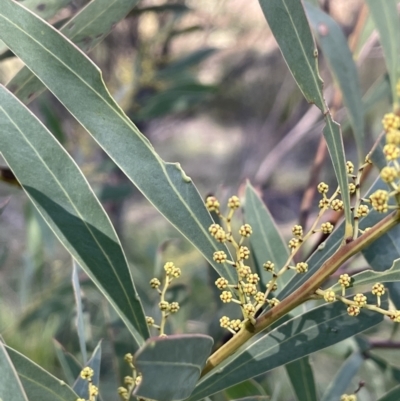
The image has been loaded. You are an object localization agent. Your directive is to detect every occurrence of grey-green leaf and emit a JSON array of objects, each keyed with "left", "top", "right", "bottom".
[
  {"left": 378, "top": 385, "right": 400, "bottom": 401},
  {"left": 320, "top": 352, "right": 363, "bottom": 401},
  {"left": 73, "top": 341, "right": 101, "bottom": 399},
  {"left": 305, "top": 2, "right": 365, "bottom": 161},
  {"left": 258, "top": 0, "right": 352, "bottom": 236},
  {"left": 0, "top": 85, "right": 148, "bottom": 346},
  {"left": 7, "top": 0, "right": 141, "bottom": 104},
  {"left": 6, "top": 345, "right": 78, "bottom": 401},
  {"left": 0, "top": 341, "right": 29, "bottom": 401},
  {"left": 244, "top": 182, "right": 292, "bottom": 287},
  {"left": 53, "top": 340, "right": 82, "bottom": 387},
  {"left": 224, "top": 379, "right": 267, "bottom": 400},
  {"left": 133, "top": 334, "right": 214, "bottom": 401},
  {"left": 0, "top": 0, "right": 234, "bottom": 283},
  {"left": 286, "top": 357, "right": 318, "bottom": 401},
  {"left": 189, "top": 294, "right": 386, "bottom": 401},
  {"left": 366, "top": 0, "right": 400, "bottom": 107}
]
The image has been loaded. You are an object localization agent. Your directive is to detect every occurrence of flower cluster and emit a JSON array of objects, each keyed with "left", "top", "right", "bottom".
[
  {"left": 76, "top": 367, "right": 99, "bottom": 401},
  {"left": 117, "top": 354, "right": 142, "bottom": 400}
]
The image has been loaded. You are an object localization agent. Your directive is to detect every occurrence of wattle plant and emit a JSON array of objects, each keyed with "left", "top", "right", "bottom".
[{"left": 1, "top": 1, "right": 400, "bottom": 401}]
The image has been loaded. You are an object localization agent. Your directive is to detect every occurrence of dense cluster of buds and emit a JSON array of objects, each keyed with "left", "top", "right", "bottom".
[{"left": 76, "top": 367, "right": 99, "bottom": 401}]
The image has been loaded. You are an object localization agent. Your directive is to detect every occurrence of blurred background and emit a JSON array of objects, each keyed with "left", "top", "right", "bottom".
[{"left": 0, "top": 0, "right": 396, "bottom": 400}]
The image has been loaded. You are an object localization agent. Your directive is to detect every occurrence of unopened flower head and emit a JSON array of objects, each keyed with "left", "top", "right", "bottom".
[
  {"left": 319, "top": 198, "right": 330, "bottom": 209},
  {"left": 124, "top": 376, "right": 134, "bottom": 386},
  {"left": 150, "top": 278, "right": 161, "bottom": 288},
  {"left": 254, "top": 291, "right": 265, "bottom": 304},
  {"left": 230, "top": 319, "right": 242, "bottom": 331},
  {"left": 246, "top": 273, "right": 260, "bottom": 284},
  {"left": 124, "top": 353, "right": 133, "bottom": 363},
  {"left": 341, "top": 394, "right": 357, "bottom": 401},
  {"left": 331, "top": 199, "right": 344, "bottom": 212},
  {"left": 239, "top": 246, "right": 250, "bottom": 260},
  {"left": 237, "top": 265, "right": 252, "bottom": 278},
  {"left": 386, "top": 128, "right": 400, "bottom": 145},
  {"left": 80, "top": 367, "right": 94, "bottom": 380},
  {"left": 383, "top": 143, "right": 400, "bottom": 161},
  {"left": 268, "top": 298, "right": 280, "bottom": 307},
  {"left": 321, "top": 222, "right": 334, "bottom": 234},
  {"left": 292, "top": 225, "right": 303, "bottom": 238},
  {"left": 296, "top": 262, "right": 308, "bottom": 273},
  {"left": 159, "top": 301, "right": 170, "bottom": 311},
  {"left": 356, "top": 204, "right": 369, "bottom": 218},
  {"left": 288, "top": 238, "right": 300, "bottom": 250},
  {"left": 372, "top": 282, "right": 385, "bottom": 296},
  {"left": 390, "top": 310, "right": 400, "bottom": 323},
  {"left": 338, "top": 273, "right": 351, "bottom": 288},
  {"left": 346, "top": 161, "right": 354, "bottom": 174},
  {"left": 243, "top": 283, "right": 257, "bottom": 295},
  {"left": 348, "top": 183, "right": 356, "bottom": 194},
  {"left": 209, "top": 223, "right": 222, "bottom": 236},
  {"left": 205, "top": 196, "right": 220, "bottom": 212},
  {"left": 244, "top": 303, "right": 255, "bottom": 316},
  {"left": 317, "top": 182, "right": 329, "bottom": 194},
  {"left": 324, "top": 290, "right": 336, "bottom": 303},
  {"left": 220, "top": 316, "right": 230, "bottom": 328},
  {"left": 239, "top": 224, "right": 253, "bottom": 237},
  {"left": 89, "top": 383, "right": 98, "bottom": 396},
  {"left": 353, "top": 293, "right": 367, "bottom": 307},
  {"left": 146, "top": 316, "right": 155, "bottom": 326},
  {"left": 215, "top": 277, "right": 229, "bottom": 289},
  {"left": 347, "top": 305, "right": 360, "bottom": 316},
  {"left": 227, "top": 195, "right": 240, "bottom": 210},
  {"left": 266, "top": 281, "right": 278, "bottom": 292},
  {"left": 220, "top": 291, "right": 233, "bottom": 303},
  {"left": 380, "top": 166, "right": 398, "bottom": 183},
  {"left": 213, "top": 250, "right": 227, "bottom": 263},
  {"left": 214, "top": 228, "right": 227, "bottom": 242},
  {"left": 263, "top": 261, "right": 275, "bottom": 272},
  {"left": 370, "top": 189, "right": 389, "bottom": 213},
  {"left": 382, "top": 112, "right": 400, "bottom": 132},
  {"left": 170, "top": 302, "right": 180, "bottom": 313},
  {"left": 164, "top": 262, "right": 175, "bottom": 275}
]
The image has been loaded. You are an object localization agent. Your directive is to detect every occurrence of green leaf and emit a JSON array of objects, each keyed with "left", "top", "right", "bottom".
[
  {"left": 0, "top": 0, "right": 234, "bottom": 283},
  {"left": 225, "top": 379, "right": 267, "bottom": 400},
  {"left": 189, "top": 293, "right": 386, "bottom": 401},
  {"left": 73, "top": 342, "right": 102, "bottom": 399},
  {"left": 366, "top": 0, "right": 400, "bottom": 107},
  {"left": 331, "top": 259, "right": 400, "bottom": 293},
  {"left": 320, "top": 352, "right": 363, "bottom": 401},
  {"left": 0, "top": 341, "right": 29, "bottom": 401},
  {"left": 285, "top": 357, "right": 318, "bottom": 401},
  {"left": 305, "top": 3, "right": 365, "bottom": 162},
  {"left": 7, "top": 0, "right": 141, "bottom": 104},
  {"left": 258, "top": 0, "right": 351, "bottom": 236},
  {"left": 6, "top": 345, "right": 78, "bottom": 401},
  {"left": 244, "top": 182, "right": 292, "bottom": 287},
  {"left": 53, "top": 340, "right": 82, "bottom": 387},
  {"left": 0, "top": 85, "right": 148, "bottom": 346},
  {"left": 133, "top": 334, "right": 214, "bottom": 401},
  {"left": 378, "top": 385, "right": 400, "bottom": 401}
]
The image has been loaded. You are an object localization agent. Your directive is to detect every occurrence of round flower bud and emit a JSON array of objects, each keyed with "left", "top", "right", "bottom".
[
  {"left": 254, "top": 291, "right": 265, "bottom": 304},
  {"left": 353, "top": 293, "right": 367, "bottom": 307},
  {"left": 159, "top": 301, "right": 170, "bottom": 311},
  {"left": 124, "top": 376, "right": 134, "bottom": 386},
  {"left": 80, "top": 367, "right": 94, "bottom": 380},
  {"left": 263, "top": 261, "right": 275, "bottom": 272},
  {"left": 239, "top": 246, "right": 250, "bottom": 260},
  {"left": 230, "top": 319, "right": 242, "bottom": 331},
  {"left": 215, "top": 277, "right": 229, "bottom": 289},
  {"left": 288, "top": 238, "right": 300, "bottom": 250},
  {"left": 244, "top": 303, "right": 255, "bottom": 316},
  {"left": 237, "top": 265, "right": 252, "bottom": 278},
  {"left": 239, "top": 224, "right": 253, "bottom": 237},
  {"left": 170, "top": 302, "right": 180, "bottom": 313},
  {"left": 243, "top": 283, "right": 257, "bottom": 295},
  {"left": 118, "top": 387, "right": 129, "bottom": 396},
  {"left": 246, "top": 273, "right": 260, "bottom": 284},
  {"left": 220, "top": 316, "right": 230, "bottom": 328},
  {"left": 164, "top": 262, "right": 175, "bottom": 275},
  {"left": 292, "top": 225, "right": 303, "bottom": 238},
  {"left": 383, "top": 143, "right": 400, "bottom": 161},
  {"left": 135, "top": 375, "right": 142, "bottom": 386},
  {"left": 150, "top": 278, "right": 161, "bottom": 288},
  {"left": 213, "top": 250, "right": 227, "bottom": 263},
  {"left": 348, "top": 183, "right": 356, "bottom": 194},
  {"left": 170, "top": 266, "right": 181, "bottom": 278},
  {"left": 296, "top": 262, "right": 308, "bottom": 273},
  {"left": 347, "top": 305, "right": 360, "bottom": 316},
  {"left": 220, "top": 291, "right": 233, "bottom": 303},
  {"left": 386, "top": 128, "right": 400, "bottom": 145},
  {"left": 319, "top": 198, "right": 330, "bottom": 209},
  {"left": 380, "top": 166, "right": 398, "bottom": 183},
  {"left": 205, "top": 196, "right": 220, "bottom": 212},
  {"left": 209, "top": 223, "right": 222, "bottom": 236},
  {"left": 346, "top": 161, "right": 354, "bottom": 174},
  {"left": 341, "top": 394, "right": 357, "bottom": 401},
  {"left": 370, "top": 190, "right": 389, "bottom": 213},
  {"left": 331, "top": 199, "right": 344, "bottom": 212},
  {"left": 390, "top": 310, "right": 400, "bottom": 323},
  {"left": 266, "top": 281, "right": 278, "bottom": 292},
  {"left": 372, "top": 283, "right": 385, "bottom": 296},
  {"left": 324, "top": 290, "right": 336, "bottom": 303},
  {"left": 214, "top": 229, "right": 227, "bottom": 243},
  {"left": 321, "top": 222, "right": 334, "bottom": 234},
  {"left": 382, "top": 112, "right": 400, "bottom": 132},
  {"left": 356, "top": 204, "right": 369, "bottom": 218},
  {"left": 124, "top": 353, "right": 133, "bottom": 363},
  {"left": 338, "top": 273, "right": 351, "bottom": 288},
  {"left": 317, "top": 182, "right": 329, "bottom": 194},
  {"left": 146, "top": 316, "right": 155, "bottom": 326},
  {"left": 89, "top": 384, "right": 99, "bottom": 396},
  {"left": 227, "top": 195, "right": 240, "bottom": 210},
  {"left": 268, "top": 298, "right": 280, "bottom": 307}
]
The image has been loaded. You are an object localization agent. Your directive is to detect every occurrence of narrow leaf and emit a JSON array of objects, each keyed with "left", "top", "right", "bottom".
[
  {"left": 0, "top": 341, "right": 29, "bottom": 401},
  {"left": 7, "top": 0, "right": 141, "bottom": 104},
  {"left": 53, "top": 340, "right": 82, "bottom": 387},
  {"left": 286, "top": 357, "right": 318, "bottom": 401},
  {"left": 225, "top": 379, "right": 267, "bottom": 400},
  {"left": 244, "top": 182, "right": 292, "bottom": 287},
  {"left": 378, "top": 385, "right": 400, "bottom": 401},
  {"left": 133, "top": 334, "right": 214, "bottom": 401},
  {"left": 305, "top": 3, "right": 365, "bottom": 161},
  {"left": 6, "top": 345, "right": 78, "bottom": 401},
  {"left": 189, "top": 294, "right": 386, "bottom": 401},
  {"left": 73, "top": 341, "right": 102, "bottom": 399},
  {"left": 72, "top": 261, "right": 87, "bottom": 364},
  {"left": 0, "top": 0, "right": 234, "bottom": 283},
  {"left": 0, "top": 85, "right": 148, "bottom": 346},
  {"left": 320, "top": 352, "right": 364, "bottom": 401},
  {"left": 366, "top": 0, "right": 400, "bottom": 107},
  {"left": 258, "top": 0, "right": 352, "bottom": 236}
]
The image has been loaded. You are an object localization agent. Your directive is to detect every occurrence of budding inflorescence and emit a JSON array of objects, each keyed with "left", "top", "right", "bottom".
[
  {"left": 77, "top": 367, "right": 98, "bottom": 401},
  {"left": 117, "top": 354, "right": 143, "bottom": 400}
]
